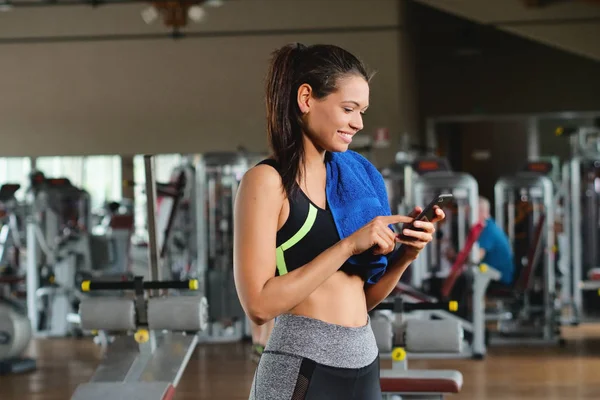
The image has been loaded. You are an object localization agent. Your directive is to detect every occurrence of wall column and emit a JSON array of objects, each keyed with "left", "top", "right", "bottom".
[{"left": 398, "top": 0, "right": 420, "bottom": 154}]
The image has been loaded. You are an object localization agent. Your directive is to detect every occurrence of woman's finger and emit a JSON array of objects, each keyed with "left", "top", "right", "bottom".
[
  {"left": 400, "top": 228, "right": 433, "bottom": 243},
  {"left": 430, "top": 206, "right": 446, "bottom": 223},
  {"left": 372, "top": 231, "right": 394, "bottom": 255},
  {"left": 379, "top": 226, "right": 397, "bottom": 253},
  {"left": 381, "top": 225, "right": 397, "bottom": 242},
  {"left": 408, "top": 206, "right": 422, "bottom": 218},
  {"left": 380, "top": 215, "right": 417, "bottom": 225},
  {"left": 412, "top": 220, "right": 436, "bottom": 233},
  {"left": 396, "top": 237, "right": 427, "bottom": 249}
]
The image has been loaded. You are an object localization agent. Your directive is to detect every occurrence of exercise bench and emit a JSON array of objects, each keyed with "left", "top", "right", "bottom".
[
  {"left": 375, "top": 299, "right": 464, "bottom": 399},
  {"left": 380, "top": 347, "right": 463, "bottom": 400}
]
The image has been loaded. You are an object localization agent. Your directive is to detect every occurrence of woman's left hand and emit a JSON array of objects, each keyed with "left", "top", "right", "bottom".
[{"left": 396, "top": 206, "right": 446, "bottom": 260}]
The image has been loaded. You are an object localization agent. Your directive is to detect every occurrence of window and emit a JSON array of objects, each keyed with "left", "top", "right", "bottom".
[
  {"left": 83, "top": 156, "right": 123, "bottom": 210},
  {"left": 0, "top": 157, "right": 32, "bottom": 201},
  {"left": 35, "top": 156, "right": 122, "bottom": 211},
  {"left": 35, "top": 156, "right": 84, "bottom": 187}
]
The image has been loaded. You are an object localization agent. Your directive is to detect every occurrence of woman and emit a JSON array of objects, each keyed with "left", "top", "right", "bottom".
[{"left": 233, "top": 43, "right": 444, "bottom": 399}]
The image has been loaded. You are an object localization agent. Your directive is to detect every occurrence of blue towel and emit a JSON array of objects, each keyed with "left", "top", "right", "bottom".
[{"left": 325, "top": 150, "right": 395, "bottom": 284}]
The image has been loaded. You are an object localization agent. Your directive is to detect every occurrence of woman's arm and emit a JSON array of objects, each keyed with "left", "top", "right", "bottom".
[
  {"left": 364, "top": 208, "right": 445, "bottom": 311},
  {"left": 233, "top": 165, "right": 355, "bottom": 325},
  {"left": 364, "top": 247, "right": 414, "bottom": 311}
]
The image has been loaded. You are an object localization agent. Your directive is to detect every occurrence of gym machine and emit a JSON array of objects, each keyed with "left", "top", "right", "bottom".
[
  {"left": 381, "top": 363, "right": 462, "bottom": 400},
  {"left": 509, "top": 157, "right": 575, "bottom": 326},
  {"left": 520, "top": 157, "right": 575, "bottom": 325},
  {"left": 372, "top": 298, "right": 463, "bottom": 356},
  {"left": 157, "top": 158, "right": 197, "bottom": 282},
  {"left": 71, "top": 155, "right": 208, "bottom": 400},
  {"left": 25, "top": 172, "right": 135, "bottom": 338},
  {"left": 135, "top": 151, "right": 262, "bottom": 342},
  {"left": 0, "top": 183, "right": 36, "bottom": 375},
  {"left": 0, "top": 183, "right": 27, "bottom": 309},
  {"left": 383, "top": 156, "right": 469, "bottom": 286},
  {"left": 130, "top": 157, "right": 197, "bottom": 281},
  {"left": 412, "top": 158, "right": 499, "bottom": 359},
  {"left": 373, "top": 298, "right": 464, "bottom": 399},
  {"left": 374, "top": 239, "right": 499, "bottom": 360},
  {"left": 492, "top": 167, "right": 564, "bottom": 345},
  {"left": 409, "top": 157, "right": 480, "bottom": 289},
  {"left": 0, "top": 301, "right": 36, "bottom": 375},
  {"left": 379, "top": 157, "right": 500, "bottom": 359},
  {"left": 381, "top": 150, "right": 418, "bottom": 217},
  {"left": 0, "top": 183, "right": 24, "bottom": 275},
  {"left": 90, "top": 200, "right": 135, "bottom": 276},
  {"left": 194, "top": 151, "right": 264, "bottom": 342},
  {"left": 25, "top": 174, "right": 94, "bottom": 337},
  {"left": 557, "top": 126, "right": 600, "bottom": 322}
]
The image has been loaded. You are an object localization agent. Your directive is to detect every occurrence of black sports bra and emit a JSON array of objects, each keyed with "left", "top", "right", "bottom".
[{"left": 256, "top": 159, "right": 367, "bottom": 280}]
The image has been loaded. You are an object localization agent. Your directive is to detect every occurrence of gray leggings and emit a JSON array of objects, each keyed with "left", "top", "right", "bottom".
[{"left": 249, "top": 313, "right": 381, "bottom": 400}]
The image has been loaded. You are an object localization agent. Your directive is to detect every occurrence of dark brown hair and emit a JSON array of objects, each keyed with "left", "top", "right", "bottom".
[{"left": 265, "top": 43, "right": 372, "bottom": 197}]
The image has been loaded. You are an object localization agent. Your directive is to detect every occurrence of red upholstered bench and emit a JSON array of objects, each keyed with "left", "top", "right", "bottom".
[
  {"left": 588, "top": 268, "right": 600, "bottom": 281},
  {"left": 380, "top": 369, "right": 463, "bottom": 399},
  {"left": 0, "top": 275, "right": 25, "bottom": 284}
]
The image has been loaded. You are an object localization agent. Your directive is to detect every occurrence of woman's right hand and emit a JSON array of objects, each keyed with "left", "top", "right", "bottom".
[{"left": 346, "top": 215, "right": 414, "bottom": 256}]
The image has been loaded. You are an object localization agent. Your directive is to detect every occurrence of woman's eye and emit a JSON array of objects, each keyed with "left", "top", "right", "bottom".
[{"left": 344, "top": 108, "right": 353, "bottom": 113}]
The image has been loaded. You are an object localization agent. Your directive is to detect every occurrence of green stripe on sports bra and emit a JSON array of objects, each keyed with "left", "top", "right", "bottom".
[
  {"left": 276, "top": 247, "right": 287, "bottom": 276},
  {"left": 275, "top": 204, "right": 318, "bottom": 275}
]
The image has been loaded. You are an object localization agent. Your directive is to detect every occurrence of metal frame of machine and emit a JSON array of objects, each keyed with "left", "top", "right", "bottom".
[
  {"left": 381, "top": 151, "right": 417, "bottom": 217},
  {"left": 410, "top": 169, "right": 480, "bottom": 289},
  {"left": 564, "top": 126, "right": 600, "bottom": 324},
  {"left": 0, "top": 183, "right": 37, "bottom": 375},
  {"left": 493, "top": 172, "right": 562, "bottom": 345},
  {"left": 0, "top": 184, "right": 24, "bottom": 272},
  {"left": 24, "top": 172, "right": 135, "bottom": 338},
  {"left": 25, "top": 176, "right": 94, "bottom": 338}
]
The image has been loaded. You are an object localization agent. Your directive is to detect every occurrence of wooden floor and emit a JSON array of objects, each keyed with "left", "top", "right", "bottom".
[{"left": 4, "top": 324, "right": 600, "bottom": 400}]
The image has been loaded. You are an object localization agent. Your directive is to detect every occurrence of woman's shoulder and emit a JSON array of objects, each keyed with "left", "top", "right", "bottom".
[{"left": 241, "top": 158, "right": 284, "bottom": 194}]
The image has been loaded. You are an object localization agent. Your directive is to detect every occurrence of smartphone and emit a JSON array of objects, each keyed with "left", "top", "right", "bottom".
[
  {"left": 398, "top": 193, "right": 453, "bottom": 239},
  {"left": 412, "top": 193, "right": 454, "bottom": 225}
]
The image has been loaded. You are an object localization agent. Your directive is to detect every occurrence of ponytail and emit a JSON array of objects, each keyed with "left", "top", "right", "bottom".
[{"left": 265, "top": 43, "right": 305, "bottom": 198}]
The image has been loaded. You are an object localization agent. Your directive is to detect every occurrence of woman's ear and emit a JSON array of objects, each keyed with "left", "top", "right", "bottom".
[{"left": 297, "top": 83, "right": 312, "bottom": 114}]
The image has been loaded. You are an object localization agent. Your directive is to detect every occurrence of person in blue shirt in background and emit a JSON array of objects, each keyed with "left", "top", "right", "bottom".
[
  {"left": 476, "top": 196, "right": 515, "bottom": 286},
  {"left": 446, "top": 196, "right": 515, "bottom": 286}
]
